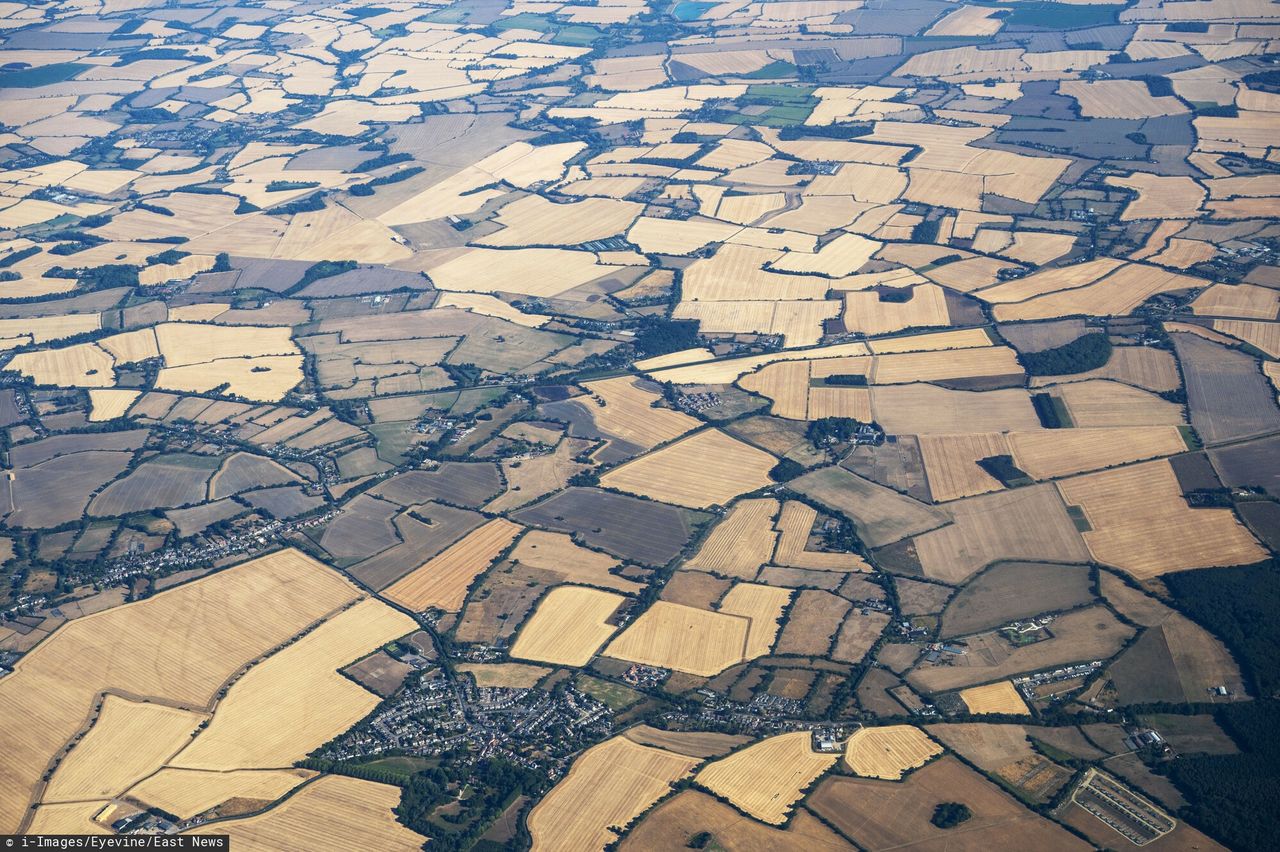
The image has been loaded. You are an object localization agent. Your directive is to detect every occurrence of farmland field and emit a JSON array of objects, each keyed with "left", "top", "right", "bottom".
[
  {"left": 695, "top": 731, "right": 838, "bottom": 825},
  {"left": 605, "top": 601, "right": 750, "bottom": 676},
  {"left": 510, "top": 585, "right": 625, "bottom": 666},
  {"left": 845, "top": 726, "right": 942, "bottom": 780}
]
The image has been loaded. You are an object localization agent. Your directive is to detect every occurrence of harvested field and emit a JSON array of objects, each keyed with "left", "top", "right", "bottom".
[
  {"left": 87, "top": 388, "right": 139, "bottom": 421},
  {"left": 1057, "top": 460, "right": 1266, "bottom": 579},
  {"left": 941, "top": 561, "right": 1094, "bottom": 638},
  {"left": 924, "top": 724, "right": 1034, "bottom": 771},
  {"left": 43, "top": 696, "right": 204, "bottom": 804},
  {"left": 1030, "top": 346, "right": 1180, "bottom": 394},
  {"left": 510, "top": 585, "right": 625, "bottom": 667},
  {"left": 663, "top": 572, "right": 732, "bottom": 609},
  {"left": 774, "top": 501, "right": 871, "bottom": 572},
  {"left": 1172, "top": 332, "right": 1280, "bottom": 444},
  {"left": 622, "top": 726, "right": 749, "bottom": 759},
  {"left": 171, "top": 599, "right": 416, "bottom": 770},
  {"left": 128, "top": 768, "right": 314, "bottom": 820},
  {"left": 89, "top": 454, "right": 219, "bottom": 516},
  {"left": 188, "top": 775, "right": 425, "bottom": 850},
  {"left": 317, "top": 495, "right": 401, "bottom": 565},
  {"left": 1109, "top": 613, "right": 1246, "bottom": 704},
  {"left": 695, "top": 731, "right": 837, "bottom": 825},
  {"left": 487, "top": 440, "right": 589, "bottom": 513},
  {"left": 456, "top": 663, "right": 551, "bottom": 688},
  {"left": 775, "top": 591, "right": 851, "bottom": 656},
  {"left": 369, "top": 462, "right": 502, "bottom": 508},
  {"left": 605, "top": 601, "right": 750, "bottom": 676},
  {"left": 1051, "top": 380, "right": 1185, "bottom": 428},
  {"left": 1008, "top": 426, "right": 1187, "bottom": 480},
  {"left": 791, "top": 466, "right": 948, "bottom": 548},
  {"left": 914, "top": 484, "right": 1091, "bottom": 584},
  {"left": 512, "top": 488, "right": 704, "bottom": 566},
  {"left": 600, "top": 428, "right": 776, "bottom": 509},
  {"left": 832, "top": 610, "right": 891, "bottom": 663},
  {"left": 580, "top": 376, "right": 699, "bottom": 451},
  {"left": 872, "top": 385, "right": 1042, "bottom": 434},
  {"left": 960, "top": 681, "right": 1031, "bottom": 716},
  {"left": 994, "top": 264, "right": 1202, "bottom": 322},
  {"left": 6, "top": 450, "right": 135, "bottom": 529},
  {"left": 844, "top": 726, "right": 942, "bottom": 780},
  {"left": 896, "top": 578, "right": 954, "bottom": 615},
  {"left": 908, "top": 606, "right": 1133, "bottom": 693},
  {"left": 0, "top": 549, "right": 360, "bottom": 832},
  {"left": 686, "top": 498, "right": 779, "bottom": 578},
  {"left": 842, "top": 284, "right": 950, "bottom": 336},
  {"left": 620, "top": 789, "right": 852, "bottom": 852},
  {"left": 918, "top": 433, "right": 1010, "bottom": 502},
  {"left": 508, "top": 530, "right": 642, "bottom": 594},
  {"left": 346, "top": 504, "right": 487, "bottom": 590},
  {"left": 209, "top": 453, "right": 298, "bottom": 499},
  {"left": 528, "top": 736, "right": 700, "bottom": 852},
  {"left": 719, "top": 583, "right": 791, "bottom": 659},
  {"left": 809, "top": 757, "right": 1089, "bottom": 852},
  {"left": 380, "top": 519, "right": 522, "bottom": 612}
]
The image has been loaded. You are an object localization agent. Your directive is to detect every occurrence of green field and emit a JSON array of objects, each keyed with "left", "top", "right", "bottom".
[
  {"left": 576, "top": 674, "right": 641, "bottom": 710},
  {"left": 0, "top": 63, "right": 89, "bottom": 88}
]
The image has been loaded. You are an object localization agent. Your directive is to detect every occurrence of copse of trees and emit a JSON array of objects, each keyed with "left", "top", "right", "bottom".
[
  {"left": 1018, "top": 332, "right": 1112, "bottom": 376},
  {"left": 633, "top": 317, "right": 700, "bottom": 358},
  {"left": 931, "top": 802, "right": 972, "bottom": 828}
]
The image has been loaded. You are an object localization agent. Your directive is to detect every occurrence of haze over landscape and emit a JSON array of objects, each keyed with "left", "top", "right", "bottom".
[{"left": 0, "top": 0, "right": 1278, "bottom": 848}]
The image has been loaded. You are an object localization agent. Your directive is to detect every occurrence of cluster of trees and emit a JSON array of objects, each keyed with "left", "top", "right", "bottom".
[
  {"left": 930, "top": 802, "right": 972, "bottom": 828},
  {"left": 1018, "top": 332, "right": 1112, "bottom": 376},
  {"left": 976, "top": 455, "right": 1032, "bottom": 487},
  {"left": 806, "top": 416, "right": 873, "bottom": 446},
  {"left": 350, "top": 166, "right": 424, "bottom": 196},
  {"left": 633, "top": 317, "right": 700, "bottom": 358},
  {"left": 397, "top": 758, "right": 542, "bottom": 851}
]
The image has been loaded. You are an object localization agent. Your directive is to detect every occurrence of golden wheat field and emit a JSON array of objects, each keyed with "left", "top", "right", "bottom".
[
  {"left": 1051, "top": 380, "right": 1185, "bottom": 427},
  {"left": 0, "top": 548, "right": 358, "bottom": 832},
  {"left": 918, "top": 433, "right": 1012, "bottom": 502},
  {"left": 510, "top": 586, "right": 626, "bottom": 667},
  {"left": 844, "top": 726, "right": 943, "bottom": 780},
  {"left": 582, "top": 376, "right": 700, "bottom": 450},
  {"left": 842, "top": 284, "right": 950, "bottom": 336},
  {"left": 42, "top": 696, "right": 204, "bottom": 804},
  {"left": 25, "top": 802, "right": 110, "bottom": 836},
  {"left": 187, "top": 775, "right": 426, "bottom": 850},
  {"left": 382, "top": 518, "right": 522, "bottom": 612},
  {"left": 157, "top": 354, "right": 305, "bottom": 402},
  {"left": 719, "top": 583, "right": 792, "bottom": 659},
  {"left": 6, "top": 342, "right": 116, "bottom": 388},
  {"left": 695, "top": 731, "right": 837, "bottom": 825},
  {"left": 1008, "top": 427, "right": 1187, "bottom": 480},
  {"left": 959, "top": 681, "right": 1032, "bottom": 716},
  {"left": 773, "top": 501, "right": 870, "bottom": 571},
  {"left": 685, "top": 498, "right": 779, "bottom": 578},
  {"left": 1056, "top": 461, "right": 1266, "bottom": 579},
  {"left": 599, "top": 428, "right": 776, "bottom": 509},
  {"left": 128, "top": 768, "right": 316, "bottom": 820},
  {"left": 171, "top": 598, "right": 416, "bottom": 770},
  {"left": 605, "top": 601, "right": 750, "bottom": 676},
  {"left": 87, "top": 388, "right": 141, "bottom": 421},
  {"left": 528, "top": 736, "right": 701, "bottom": 851},
  {"left": 739, "top": 360, "right": 811, "bottom": 419}
]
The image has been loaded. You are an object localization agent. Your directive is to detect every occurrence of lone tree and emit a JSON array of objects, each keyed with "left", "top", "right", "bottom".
[{"left": 931, "top": 802, "right": 972, "bottom": 829}]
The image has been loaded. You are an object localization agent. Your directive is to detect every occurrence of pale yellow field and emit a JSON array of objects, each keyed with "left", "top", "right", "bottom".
[
  {"left": 873, "top": 346, "right": 1022, "bottom": 385},
  {"left": 157, "top": 355, "right": 304, "bottom": 402},
  {"left": 686, "top": 498, "right": 780, "bottom": 578},
  {"left": 600, "top": 428, "right": 776, "bottom": 509},
  {"left": 509, "top": 530, "right": 643, "bottom": 594},
  {"left": 769, "top": 232, "right": 880, "bottom": 278},
  {"left": 719, "top": 583, "right": 792, "bottom": 659},
  {"left": 926, "top": 4, "right": 1003, "bottom": 35},
  {"left": 1060, "top": 79, "right": 1186, "bottom": 119},
  {"left": 807, "top": 385, "right": 875, "bottom": 421},
  {"left": 382, "top": 519, "right": 522, "bottom": 612},
  {"left": 695, "top": 731, "right": 837, "bottom": 825},
  {"left": 480, "top": 195, "right": 641, "bottom": 247},
  {"left": 739, "top": 360, "right": 810, "bottom": 419},
  {"left": 171, "top": 598, "right": 416, "bottom": 770},
  {"left": 1051, "top": 380, "right": 1185, "bottom": 427},
  {"left": 994, "top": 264, "right": 1202, "bottom": 321},
  {"left": 0, "top": 313, "right": 98, "bottom": 343},
  {"left": 6, "top": 342, "right": 116, "bottom": 387},
  {"left": 528, "top": 736, "right": 701, "bottom": 851},
  {"left": 188, "top": 775, "right": 425, "bottom": 851},
  {"left": 138, "top": 254, "right": 217, "bottom": 286},
  {"left": 605, "top": 601, "right": 750, "bottom": 676},
  {"left": 426, "top": 246, "right": 615, "bottom": 298},
  {"left": 26, "top": 802, "right": 110, "bottom": 836},
  {"left": 583, "top": 376, "right": 700, "bottom": 451},
  {"left": 128, "top": 768, "right": 315, "bottom": 820},
  {"left": 774, "top": 501, "right": 870, "bottom": 571},
  {"left": 975, "top": 257, "right": 1123, "bottom": 303},
  {"left": 1029, "top": 346, "right": 1180, "bottom": 394},
  {"left": 1106, "top": 173, "right": 1206, "bottom": 220},
  {"left": 1214, "top": 319, "right": 1280, "bottom": 357},
  {"left": 511, "top": 585, "right": 625, "bottom": 667},
  {"left": 1008, "top": 427, "right": 1187, "bottom": 480},
  {"left": 1057, "top": 460, "right": 1267, "bottom": 579},
  {"left": 918, "top": 433, "right": 1011, "bottom": 502},
  {"left": 0, "top": 548, "right": 360, "bottom": 832},
  {"left": 42, "top": 696, "right": 204, "bottom": 803},
  {"left": 97, "top": 328, "right": 159, "bottom": 363},
  {"left": 154, "top": 322, "right": 296, "bottom": 367},
  {"left": 434, "top": 292, "right": 550, "bottom": 328},
  {"left": 873, "top": 385, "right": 1042, "bottom": 434},
  {"left": 456, "top": 662, "right": 551, "bottom": 689},
  {"left": 844, "top": 726, "right": 943, "bottom": 779},
  {"left": 681, "top": 244, "right": 830, "bottom": 302},
  {"left": 959, "top": 681, "right": 1031, "bottom": 716},
  {"left": 842, "top": 284, "right": 950, "bottom": 336},
  {"left": 672, "top": 299, "right": 840, "bottom": 348},
  {"left": 87, "top": 388, "right": 140, "bottom": 421},
  {"left": 628, "top": 216, "right": 741, "bottom": 255},
  {"left": 868, "top": 327, "right": 995, "bottom": 354},
  {"left": 651, "top": 341, "right": 871, "bottom": 385},
  {"left": 1193, "top": 283, "right": 1279, "bottom": 319}
]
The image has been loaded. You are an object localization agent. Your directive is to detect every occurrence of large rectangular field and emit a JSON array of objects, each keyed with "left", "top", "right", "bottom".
[
  {"left": 605, "top": 601, "right": 750, "bottom": 676},
  {"left": 685, "top": 498, "right": 779, "bottom": 578},
  {"left": 512, "top": 488, "right": 704, "bottom": 566},
  {"left": 695, "top": 731, "right": 837, "bottom": 825},
  {"left": 510, "top": 586, "right": 625, "bottom": 667},
  {"left": 599, "top": 428, "right": 776, "bottom": 509},
  {"left": 381, "top": 518, "right": 522, "bottom": 612}
]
